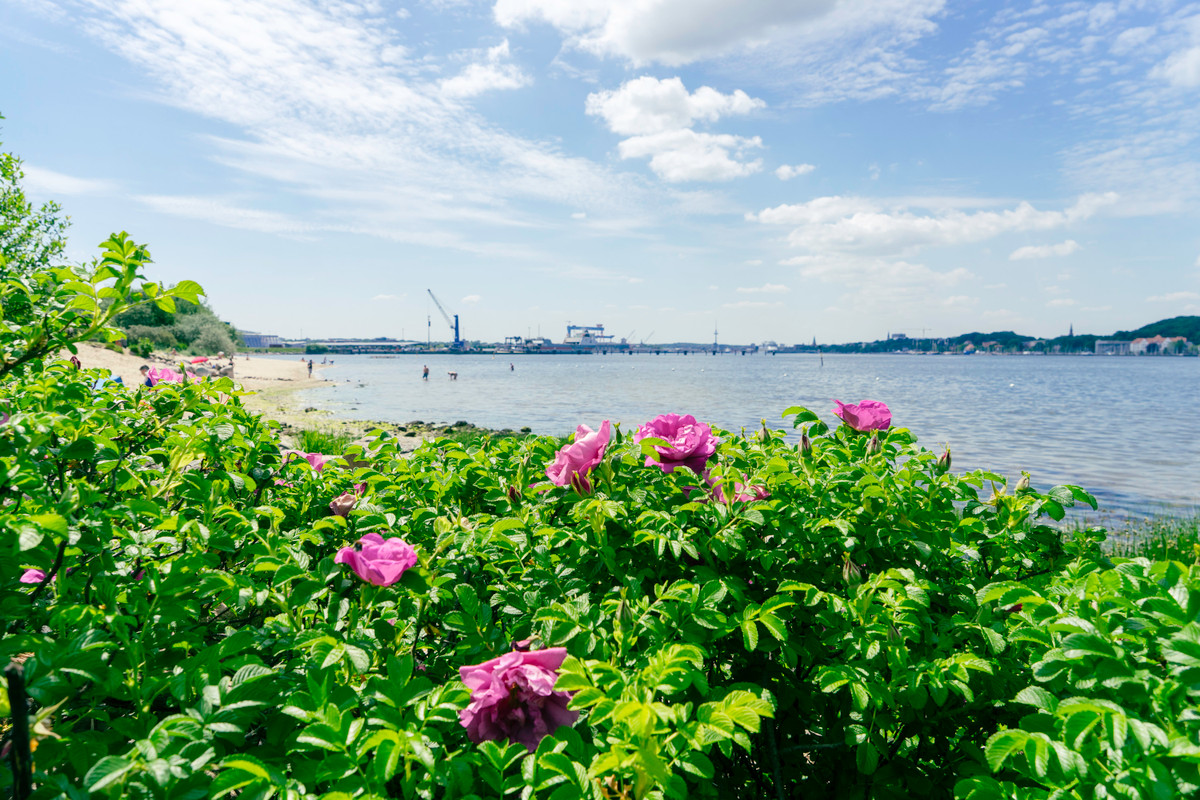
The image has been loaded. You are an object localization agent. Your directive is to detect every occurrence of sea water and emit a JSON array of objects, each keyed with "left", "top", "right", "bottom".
[{"left": 280, "top": 352, "right": 1199, "bottom": 519}]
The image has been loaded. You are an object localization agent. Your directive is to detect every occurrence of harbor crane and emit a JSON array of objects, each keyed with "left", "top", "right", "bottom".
[{"left": 426, "top": 289, "right": 463, "bottom": 349}]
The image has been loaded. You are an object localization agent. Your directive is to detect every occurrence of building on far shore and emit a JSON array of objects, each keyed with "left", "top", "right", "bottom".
[
  {"left": 1095, "top": 340, "right": 1130, "bottom": 355},
  {"left": 1130, "top": 335, "right": 1189, "bottom": 354},
  {"left": 241, "top": 331, "right": 283, "bottom": 348}
]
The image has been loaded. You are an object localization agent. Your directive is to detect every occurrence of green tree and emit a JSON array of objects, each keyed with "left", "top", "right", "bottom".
[{"left": 0, "top": 117, "right": 69, "bottom": 281}]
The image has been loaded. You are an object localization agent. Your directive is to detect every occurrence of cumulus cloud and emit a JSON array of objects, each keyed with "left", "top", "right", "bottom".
[
  {"left": 494, "top": 0, "right": 841, "bottom": 65},
  {"left": 461, "top": 294, "right": 482, "bottom": 304},
  {"left": 1009, "top": 239, "right": 1080, "bottom": 260},
  {"left": 585, "top": 76, "right": 764, "bottom": 134},
  {"left": 775, "top": 163, "right": 815, "bottom": 180},
  {"left": 752, "top": 193, "right": 1117, "bottom": 256},
  {"left": 617, "top": 129, "right": 762, "bottom": 181},
  {"left": 439, "top": 40, "right": 530, "bottom": 99},
  {"left": 736, "top": 283, "right": 790, "bottom": 293},
  {"left": 587, "top": 76, "right": 765, "bottom": 182}
]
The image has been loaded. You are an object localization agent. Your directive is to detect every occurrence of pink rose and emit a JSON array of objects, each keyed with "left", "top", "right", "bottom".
[
  {"left": 634, "top": 413, "right": 718, "bottom": 475},
  {"left": 20, "top": 568, "right": 47, "bottom": 584},
  {"left": 283, "top": 450, "right": 339, "bottom": 471},
  {"left": 334, "top": 533, "right": 417, "bottom": 586},
  {"left": 458, "top": 646, "right": 578, "bottom": 751},
  {"left": 832, "top": 400, "right": 891, "bottom": 432},
  {"left": 709, "top": 479, "right": 770, "bottom": 504},
  {"left": 545, "top": 421, "right": 611, "bottom": 493}
]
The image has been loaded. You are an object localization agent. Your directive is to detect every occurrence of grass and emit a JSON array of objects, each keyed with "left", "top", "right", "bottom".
[
  {"left": 298, "top": 428, "right": 356, "bottom": 454},
  {"left": 1105, "top": 514, "right": 1200, "bottom": 563}
]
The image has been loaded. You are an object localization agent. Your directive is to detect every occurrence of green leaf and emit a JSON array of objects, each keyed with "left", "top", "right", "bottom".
[
  {"left": 85, "top": 756, "right": 134, "bottom": 791},
  {"left": 1014, "top": 686, "right": 1058, "bottom": 713},
  {"left": 856, "top": 741, "right": 880, "bottom": 775},
  {"left": 984, "top": 729, "right": 1028, "bottom": 772},
  {"left": 741, "top": 619, "right": 759, "bottom": 651}
]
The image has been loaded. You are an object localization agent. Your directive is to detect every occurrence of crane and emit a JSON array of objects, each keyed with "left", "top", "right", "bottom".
[{"left": 426, "top": 289, "right": 462, "bottom": 349}]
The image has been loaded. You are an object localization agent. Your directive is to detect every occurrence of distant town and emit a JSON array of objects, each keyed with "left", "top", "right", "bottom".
[{"left": 239, "top": 315, "right": 1200, "bottom": 357}]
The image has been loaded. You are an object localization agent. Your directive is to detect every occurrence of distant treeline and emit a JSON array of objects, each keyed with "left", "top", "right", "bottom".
[
  {"left": 803, "top": 315, "right": 1200, "bottom": 354},
  {"left": 116, "top": 293, "right": 241, "bottom": 356}
]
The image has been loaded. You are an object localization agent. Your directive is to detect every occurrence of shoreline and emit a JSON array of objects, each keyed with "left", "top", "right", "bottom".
[{"left": 74, "top": 344, "right": 442, "bottom": 451}]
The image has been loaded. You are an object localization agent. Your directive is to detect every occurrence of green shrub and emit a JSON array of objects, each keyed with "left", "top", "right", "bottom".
[{"left": 2, "top": 150, "right": 1197, "bottom": 797}]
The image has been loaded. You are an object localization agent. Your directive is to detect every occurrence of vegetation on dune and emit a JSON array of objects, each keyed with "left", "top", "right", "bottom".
[{"left": 4, "top": 136, "right": 1200, "bottom": 800}]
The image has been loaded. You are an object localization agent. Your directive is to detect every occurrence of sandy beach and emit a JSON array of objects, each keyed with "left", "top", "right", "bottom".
[{"left": 73, "top": 344, "right": 433, "bottom": 451}]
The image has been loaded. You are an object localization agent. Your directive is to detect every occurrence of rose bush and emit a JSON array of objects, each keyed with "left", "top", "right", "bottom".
[{"left": 2, "top": 153, "right": 1194, "bottom": 799}]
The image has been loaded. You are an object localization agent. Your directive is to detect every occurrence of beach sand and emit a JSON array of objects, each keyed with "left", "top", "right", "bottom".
[{"left": 72, "top": 343, "right": 433, "bottom": 451}]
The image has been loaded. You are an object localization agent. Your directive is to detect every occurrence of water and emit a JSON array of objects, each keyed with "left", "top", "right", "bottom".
[{"left": 283, "top": 353, "right": 1199, "bottom": 519}]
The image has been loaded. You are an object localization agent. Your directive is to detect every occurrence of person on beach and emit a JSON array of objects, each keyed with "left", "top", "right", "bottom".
[
  {"left": 422, "top": 365, "right": 429, "bottom": 380},
  {"left": 140, "top": 365, "right": 153, "bottom": 387},
  {"left": 307, "top": 359, "right": 313, "bottom": 377},
  {"left": 510, "top": 362, "right": 514, "bottom": 371}
]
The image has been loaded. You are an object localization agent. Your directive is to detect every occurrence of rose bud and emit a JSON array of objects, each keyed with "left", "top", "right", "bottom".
[
  {"left": 841, "top": 556, "right": 863, "bottom": 588},
  {"left": 1015, "top": 474, "right": 1030, "bottom": 492},
  {"left": 936, "top": 448, "right": 952, "bottom": 474},
  {"left": 759, "top": 420, "right": 771, "bottom": 443},
  {"left": 800, "top": 432, "right": 812, "bottom": 457},
  {"left": 866, "top": 432, "right": 882, "bottom": 456}
]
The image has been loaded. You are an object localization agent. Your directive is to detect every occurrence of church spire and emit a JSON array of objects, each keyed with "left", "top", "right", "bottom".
[{"left": 1069, "top": 322, "right": 1074, "bottom": 337}]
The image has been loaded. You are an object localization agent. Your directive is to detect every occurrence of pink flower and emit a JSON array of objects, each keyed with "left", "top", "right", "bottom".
[
  {"left": 20, "top": 568, "right": 46, "bottom": 584},
  {"left": 634, "top": 413, "right": 718, "bottom": 475},
  {"left": 283, "top": 450, "right": 339, "bottom": 471},
  {"left": 334, "top": 533, "right": 417, "bottom": 586},
  {"left": 709, "top": 479, "right": 771, "bottom": 504},
  {"left": 329, "top": 483, "right": 367, "bottom": 517},
  {"left": 832, "top": 400, "right": 891, "bottom": 432},
  {"left": 545, "top": 421, "right": 611, "bottom": 493},
  {"left": 459, "top": 646, "right": 578, "bottom": 751}
]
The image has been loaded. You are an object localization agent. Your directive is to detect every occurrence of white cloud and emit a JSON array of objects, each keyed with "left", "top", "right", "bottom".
[
  {"left": 136, "top": 194, "right": 311, "bottom": 236},
  {"left": 775, "top": 163, "right": 815, "bottom": 180},
  {"left": 20, "top": 164, "right": 116, "bottom": 195},
  {"left": 1153, "top": 46, "right": 1200, "bottom": 88},
  {"left": 1146, "top": 291, "right": 1200, "bottom": 303},
  {"left": 461, "top": 294, "right": 482, "bottom": 304},
  {"left": 751, "top": 193, "right": 1117, "bottom": 256},
  {"left": 494, "top": 0, "right": 845, "bottom": 66},
  {"left": 1195, "top": 254, "right": 1200, "bottom": 268},
  {"left": 617, "top": 129, "right": 763, "bottom": 181},
  {"left": 62, "top": 0, "right": 652, "bottom": 256},
  {"left": 586, "top": 77, "right": 765, "bottom": 182},
  {"left": 1009, "top": 239, "right": 1080, "bottom": 260},
  {"left": 585, "top": 76, "right": 764, "bottom": 135},
  {"left": 722, "top": 300, "right": 784, "bottom": 308},
  {"left": 1046, "top": 298, "right": 1077, "bottom": 307},
  {"left": 372, "top": 293, "right": 399, "bottom": 301},
  {"left": 736, "top": 283, "right": 790, "bottom": 293},
  {"left": 571, "top": 211, "right": 586, "bottom": 219},
  {"left": 439, "top": 39, "right": 530, "bottom": 98}
]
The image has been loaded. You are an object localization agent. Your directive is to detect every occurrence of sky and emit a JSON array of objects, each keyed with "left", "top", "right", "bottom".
[{"left": 2, "top": 0, "right": 1199, "bottom": 345}]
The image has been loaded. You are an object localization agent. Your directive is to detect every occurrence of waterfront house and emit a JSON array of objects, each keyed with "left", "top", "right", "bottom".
[{"left": 1130, "top": 335, "right": 1190, "bottom": 354}]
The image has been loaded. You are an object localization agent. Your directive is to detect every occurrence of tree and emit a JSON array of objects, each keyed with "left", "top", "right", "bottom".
[{"left": 0, "top": 116, "right": 69, "bottom": 281}]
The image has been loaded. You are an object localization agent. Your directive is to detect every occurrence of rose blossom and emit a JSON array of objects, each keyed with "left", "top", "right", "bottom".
[
  {"left": 458, "top": 646, "right": 578, "bottom": 751},
  {"left": 709, "top": 479, "right": 771, "bottom": 504},
  {"left": 832, "top": 400, "right": 891, "bottom": 432},
  {"left": 545, "top": 421, "right": 611, "bottom": 493},
  {"left": 334, "top": 533, "right": 417, "bottom": 586},
  {"left": 635, "top": 413, "right": 718, "bottom": 475},
  {"left": 19, "top": 568, "right": 47, "bottom": 584}
]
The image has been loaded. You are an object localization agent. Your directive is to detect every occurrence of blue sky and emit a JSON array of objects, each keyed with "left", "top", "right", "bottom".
[{"left": 2, "top": 0, "right": 1199, "bottom": 344}]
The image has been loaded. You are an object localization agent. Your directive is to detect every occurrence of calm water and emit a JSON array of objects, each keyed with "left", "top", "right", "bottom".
[{"left": 281, "top": 353, "right": 1199, "bottom": 519}]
